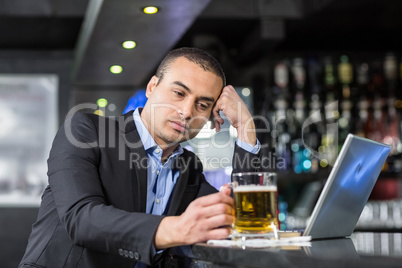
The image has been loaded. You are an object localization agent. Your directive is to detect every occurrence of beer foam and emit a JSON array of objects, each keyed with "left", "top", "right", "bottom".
[{"left": 233, "top": 185, "right": 277, "bottom": 192}]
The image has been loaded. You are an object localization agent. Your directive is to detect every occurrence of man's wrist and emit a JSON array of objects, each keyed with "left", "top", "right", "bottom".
[
  {"left": 236, "top": 120, "right": 257, "bottom": 146},
  {"left": 236, "top": 139, "right": 260, "bottom": 154},
  {"left": 154, "top": 216, "right": 182, "bottom": 250}
]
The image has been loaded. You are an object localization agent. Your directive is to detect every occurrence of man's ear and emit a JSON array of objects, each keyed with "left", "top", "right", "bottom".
[{"left": 146, "top": 76, "right": 159, "bottom": 98}]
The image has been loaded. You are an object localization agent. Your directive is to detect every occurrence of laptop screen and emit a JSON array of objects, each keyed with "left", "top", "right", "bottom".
[{"left": 303, "top": 134, "right": 391, "bottom": 239}]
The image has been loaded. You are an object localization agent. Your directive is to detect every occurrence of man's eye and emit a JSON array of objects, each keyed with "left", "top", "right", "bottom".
[
  {"left": 174, "top": 91, "right": 184, "bottom": 96},
  {"left": 198, "top": 103, "right": 208, "bottom": 110}
]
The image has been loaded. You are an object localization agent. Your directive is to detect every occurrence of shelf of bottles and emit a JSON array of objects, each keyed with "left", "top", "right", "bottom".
[{"left": 267, "top": 52, "right": 402, "bottom": 178}]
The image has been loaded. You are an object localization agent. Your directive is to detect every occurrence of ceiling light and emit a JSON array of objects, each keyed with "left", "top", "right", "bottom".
[
  {"left": 97, "top": 98, "right": 108, "bottom": 108},
  {"left": 143, "top": 6, "right": 158, "bottom": 14},
  {"left": 110, "top": 65, "right": 123, "bottom": 74},
  {"left": 122, "top": 41, "right": 136, "bottom": 49},
  {"left": 241, "top": 87, "right": 251, "bottom": 97}
]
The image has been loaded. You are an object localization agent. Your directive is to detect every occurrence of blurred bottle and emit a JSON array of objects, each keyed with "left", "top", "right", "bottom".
[
  {"left": 366, "top": 59, "right": 386, "bottom": 143},
  {"left": 338, "top": 55, "right": 354, "bottom": 152},
  {"left": 323, "top": 56, "right": 338, "bottom": 103},
  {"left": 395, "top": 56, "right": 402, "bottom": 172},
  {"left": 383, "top": 53, "right": 401, "bottom": 172},
  {"left": 304, "top": 57, "right": 324, "bottom": 173},
  {"left": 278, "top": 196, "right": 288, "bottom": 230},
  {"left": 338, "top": 55, "right": 355, "bottom": 100},
  {"left": 385, "top": 98, "right": 400, "bottom": 172},
  {"left": 290, "top": 58, "right": 310, "bottom": 173},
  {"left": 384, "top": 52, "right": 398, "bottom": 97},
  {"left": 354, "top": 62, "right": 370, "bottom": 137},
  {"left": 291, "top": 58, "right": 307, "bottom": 129},
  {"left": 273, "top": 60, "right": 292, "bottom": 171},
  {"left": 369, "top": 58, "right": 386, "bottom": 99},
  {"left": 320, "top": 56, "right": 339, "bottom": 169}
]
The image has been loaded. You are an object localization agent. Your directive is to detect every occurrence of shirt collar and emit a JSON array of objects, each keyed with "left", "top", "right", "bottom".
[{"left": 133, "top": 108, "right": 184, "bottom": 157}]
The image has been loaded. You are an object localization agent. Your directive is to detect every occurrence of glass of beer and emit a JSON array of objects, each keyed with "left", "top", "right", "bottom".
[{"left": 231, "top": 172, "right": 278, "bottom": 239}]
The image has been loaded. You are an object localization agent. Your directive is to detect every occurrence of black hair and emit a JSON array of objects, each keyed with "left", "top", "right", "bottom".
[{"left": 155, "top": 47, "right": 226, "bottom": 87}]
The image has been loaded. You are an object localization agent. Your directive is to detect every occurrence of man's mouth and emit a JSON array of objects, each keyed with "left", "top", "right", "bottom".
[{"left": 170, "top": 121, "right": 187, "bottom": 133}]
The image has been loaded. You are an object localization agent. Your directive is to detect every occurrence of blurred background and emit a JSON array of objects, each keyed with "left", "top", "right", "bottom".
[{"left": 1, "top": 0, "right": 402, "bottom": 266}]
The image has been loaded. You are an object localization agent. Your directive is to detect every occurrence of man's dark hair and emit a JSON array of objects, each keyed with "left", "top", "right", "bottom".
[{"left": 155, "top": 47, "right": 226, "bottom": 87}]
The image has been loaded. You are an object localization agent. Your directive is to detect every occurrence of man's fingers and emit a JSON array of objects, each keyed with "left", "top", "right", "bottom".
[
  {"left": 201, "top": 203, "right": 234, "bottom": 219},
  {"left": 200, "top": 213, "right": 233, "bottom": 236},
  {"left": 225, "top": 85, "right": 235, "bottom": 91},
  {"left": 203, "top": 225, "right": 232, "bottom": 241},
  {"left": 214, "top": 120, "right": 221, "bottom": 132},
  {"left": 194, "top": 192, "right": 234, "bottom": 208},
  {"left": 211, "top": 108, "right": 224, "bottom": 131},
  {"left": 170, "top": 193, "right": 235, "bottom": 246},
  {"left": 215, "top": 116, "right": 224, "bottom": 125},
  {"left": 195, "top": 227, "right": 232, "bottom": 244},
  {"left": 219, "top": 184, "right": 232, "bottom": 196}
]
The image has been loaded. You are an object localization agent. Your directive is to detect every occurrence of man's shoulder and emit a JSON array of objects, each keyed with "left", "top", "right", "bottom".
[
  {"left": 180, "top": 147, "right": 195, "bottom": 158},
  {"left": 65, "top": 111, "right": 129, "bottom": 129}
]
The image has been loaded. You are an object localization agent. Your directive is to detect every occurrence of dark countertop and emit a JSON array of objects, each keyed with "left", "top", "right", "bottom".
[{"left": 167, "top": 232, "right": 402, "bottom": 268}]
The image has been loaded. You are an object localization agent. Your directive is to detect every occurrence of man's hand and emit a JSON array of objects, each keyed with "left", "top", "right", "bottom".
[
  {"left": 154, "top": 192, "right": 234, "bottom": 249},
  {"left": 211, "top": 85, "right": 257, "bottom": 146}
]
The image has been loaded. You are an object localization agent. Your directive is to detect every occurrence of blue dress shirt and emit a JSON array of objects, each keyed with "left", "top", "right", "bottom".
[{"left": 133, "top": 108, "right": 183, "bottom": 215}]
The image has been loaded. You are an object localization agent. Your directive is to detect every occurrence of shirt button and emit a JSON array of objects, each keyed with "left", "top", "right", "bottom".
[
  {"left": 156, "top": 170, "right": 160, "bottom": 175},
  {"left": 156, "top": 199, "right": 160, "bottom": 204},
  {"left": 155, "top": 148, "right": 160, "bottom": 154}
]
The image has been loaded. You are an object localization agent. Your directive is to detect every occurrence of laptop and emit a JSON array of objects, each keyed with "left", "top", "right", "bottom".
[{"left": 287, "top": 134, "right": 391, "bottom": 240}]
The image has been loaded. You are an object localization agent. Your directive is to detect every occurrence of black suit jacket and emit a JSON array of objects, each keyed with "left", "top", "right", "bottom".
[{"left": 19, "top": 111, "right": 260, "bottom": 268}]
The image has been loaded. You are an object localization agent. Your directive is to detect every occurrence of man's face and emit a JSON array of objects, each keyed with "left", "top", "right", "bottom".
[{"left": 141, "top": 57, "right": 223, "bottom": 148}]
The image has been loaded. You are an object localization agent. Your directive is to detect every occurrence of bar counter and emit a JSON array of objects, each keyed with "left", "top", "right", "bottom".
[{"left": 166, "top": 232, "right": 402, "bottom": 268}]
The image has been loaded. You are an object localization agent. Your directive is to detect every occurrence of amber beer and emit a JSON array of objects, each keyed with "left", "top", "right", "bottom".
[{"left": 233, "top": 185, "right": 278, "bottom": 233}]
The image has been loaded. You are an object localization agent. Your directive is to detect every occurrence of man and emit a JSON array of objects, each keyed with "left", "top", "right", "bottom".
[{"left": 19, "top": 47, "right": 261, "bottom": 267}]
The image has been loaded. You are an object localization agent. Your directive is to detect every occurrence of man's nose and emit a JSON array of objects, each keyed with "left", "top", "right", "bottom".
[{"left": 178, "top": 99, "right": 193, "bottom": 120}]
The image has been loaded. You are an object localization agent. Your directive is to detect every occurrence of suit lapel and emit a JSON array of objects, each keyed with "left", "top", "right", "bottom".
[
  {"left": 120, "top": 112, "right": 147, "bottom": 212},
  {"left": 166, "top": 155, "right": 190, "bottom": 216}
]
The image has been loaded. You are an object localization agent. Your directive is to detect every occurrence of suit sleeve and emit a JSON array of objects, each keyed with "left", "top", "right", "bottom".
[
  {"left": 47, "top": 112, "right": 162, "bottom": 265},
  {"left": 232, "top": 142, "right": 262, "bottom": 173}
]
